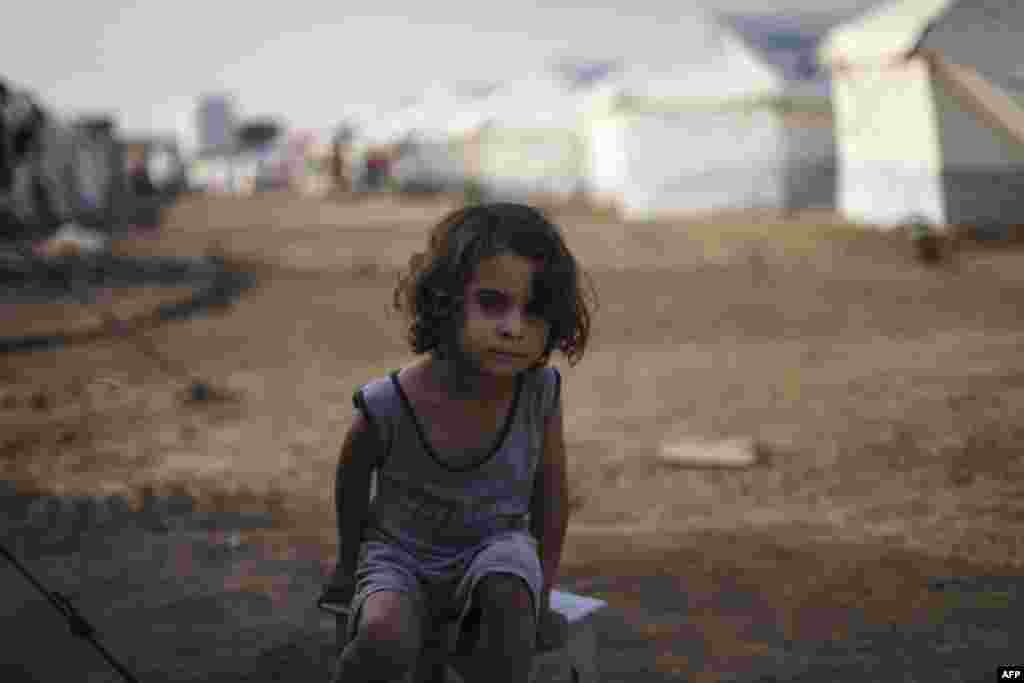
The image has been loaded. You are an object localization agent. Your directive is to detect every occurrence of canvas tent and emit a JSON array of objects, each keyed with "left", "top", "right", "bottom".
[
  {"left": 819, "top": 0, "right": 1024, "bottom": 230},
  {"left": 2, "top": 83, "right": 124, "bottom": 241},
  {"left": 451, "top": 6, "right": 808, "bottom": 217},
  {"left": 343, "top": 5, "right": 835, "bottom": 214},
  {"left": 581, "top": 8, "right": 816, "bottom": 220},
  {"left": 389, "top": 83, "right": 491, "bottom": 193},
  {"left": 721, "top": 13, "right": 838, "bottom": 213},
  {"left": 350, "top": 84, "right": 491, "bottom": 193},
  {"left": 469, "top": 67, "right": 597, "bottom": 201}
]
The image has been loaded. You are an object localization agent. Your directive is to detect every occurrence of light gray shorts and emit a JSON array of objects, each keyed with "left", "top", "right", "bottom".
[{"left": 346, "top": 530, "right": 543, "bottom": 647}]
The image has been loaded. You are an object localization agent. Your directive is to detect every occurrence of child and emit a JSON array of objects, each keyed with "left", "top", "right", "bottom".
[{"left": 324, "top": 202, "right": 593, "bottom": 682}]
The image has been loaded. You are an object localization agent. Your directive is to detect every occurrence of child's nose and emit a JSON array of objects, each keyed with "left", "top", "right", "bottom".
[{"left": 497, "top": 307, "right": 526, "bottom": 336}]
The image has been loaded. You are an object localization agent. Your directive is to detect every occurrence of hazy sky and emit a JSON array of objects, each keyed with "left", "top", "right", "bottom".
[{"left": 2, "top": 1, "right": 881, "bottom": 151}]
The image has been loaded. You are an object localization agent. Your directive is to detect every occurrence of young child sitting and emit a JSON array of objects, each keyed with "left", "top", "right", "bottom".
[{"left": 323, "top": 202, "right": 594, "bottom": 682}]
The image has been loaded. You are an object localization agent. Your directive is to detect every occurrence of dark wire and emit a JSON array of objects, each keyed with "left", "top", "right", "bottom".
[{"left": 0, "top": 542, "right": 142, "bottom": 683}]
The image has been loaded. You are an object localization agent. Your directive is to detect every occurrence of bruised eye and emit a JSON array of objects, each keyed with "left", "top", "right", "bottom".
[
  {"left": 477, "top": 291, "right": 511, "bottom": 315},
  {"left": 475, "top": 291, "right": 547, "bottom": 321}
]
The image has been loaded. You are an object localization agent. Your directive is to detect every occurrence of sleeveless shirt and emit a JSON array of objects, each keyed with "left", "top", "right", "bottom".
[{"left": 352, "top": 365, "right": 561, "bottom": 568}]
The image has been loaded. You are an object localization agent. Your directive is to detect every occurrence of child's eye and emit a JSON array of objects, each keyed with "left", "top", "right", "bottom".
[
  {"left": 477, "top": 292, "right": 510, "bottom": 315},
  {"left": 475, "top": 291, "right": 550, "bottom": 322}
]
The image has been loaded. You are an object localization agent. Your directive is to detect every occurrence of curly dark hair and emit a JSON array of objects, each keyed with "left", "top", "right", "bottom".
[{"left": 393, "top": 202, "right": 595, "bottom": 367}]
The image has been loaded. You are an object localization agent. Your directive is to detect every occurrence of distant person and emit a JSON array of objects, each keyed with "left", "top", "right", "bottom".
[
  {"left": 365, "top": 151, "right": 385, "bottom": 190},
  {"left": 319, "top": 203, "right": 595, "bottom": 682},
  {"left": 330, "top": 127, "right": 353, "bottom": 193},
  {"left": 329, "top": 140, "right": 346, "bottom": 192},
  {"left": 130, "top": 161, "right": 155, "bottom": 196},
  {"left": 366, "top": 150, "right": 393, "bottom": 191}
]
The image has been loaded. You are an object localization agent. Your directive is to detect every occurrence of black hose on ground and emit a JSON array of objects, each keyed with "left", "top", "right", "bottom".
[{"left": 0, "top": 253, "right": 256, "bottom": 354}]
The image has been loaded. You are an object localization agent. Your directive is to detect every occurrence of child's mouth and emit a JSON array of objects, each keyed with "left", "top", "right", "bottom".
[{"left": 490, "top": 350, "right": 528, "bottom": 361}]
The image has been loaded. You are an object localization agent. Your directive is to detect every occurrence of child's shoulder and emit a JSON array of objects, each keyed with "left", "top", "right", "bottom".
[
  {"left": 353, "top": 368, "right": 404, "bottom": 413},
  {"left": 358, "top": 370, "right": 398, "bottom": 393},
  {"left": 525, "top": 365, "right": 562, "bottom": 414},
  {"left": 529, "top": 364, "right": 561, "bottom": 388}
]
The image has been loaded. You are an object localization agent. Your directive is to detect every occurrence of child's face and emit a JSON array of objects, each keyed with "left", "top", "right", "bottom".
[{"left": 454, "top": 252, "right": 551, "bottom": 378}]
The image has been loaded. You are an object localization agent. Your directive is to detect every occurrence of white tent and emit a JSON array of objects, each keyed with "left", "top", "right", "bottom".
[
  {"left": 346, "top": 100, "right": 412, "bottom": 191},
  {"left": 390, "top": 82, "right": 491, "bottom": 192},
  {"left": 350, "top": 84, "right": 491, "bottom": 192},
  {"left": 466, "top": 3, "right": 804, "bottom": 215},
  {"left": 581, "top": 10, "right": 792, "bottom": 220},
  {"left": 819, "top": 0, "right": 1024, "bottom": 230},
  {"left": 471, "top": 68, "right": 597, "bottom": 200}
]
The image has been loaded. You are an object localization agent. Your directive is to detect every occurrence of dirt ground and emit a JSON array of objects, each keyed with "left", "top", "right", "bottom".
[{"left": 3, "top": 191, "right": 1023, "bottom": 680}]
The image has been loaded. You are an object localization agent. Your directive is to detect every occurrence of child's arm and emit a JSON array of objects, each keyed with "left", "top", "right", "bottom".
[
  {"left": 530, "top": 387, "right": 570, "bottom": 611},
  {"left": 325, "top": 411, "right": 378, "bottom": 602}
]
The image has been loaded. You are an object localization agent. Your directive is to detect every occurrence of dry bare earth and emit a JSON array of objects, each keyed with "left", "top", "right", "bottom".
[{"left": 3, "top": 192, "right": 1023, "bottom": 679}]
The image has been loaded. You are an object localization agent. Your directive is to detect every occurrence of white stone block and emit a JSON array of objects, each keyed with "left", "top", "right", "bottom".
[{"left": 657, "top": 436, "right": 759, "bottom": 468}]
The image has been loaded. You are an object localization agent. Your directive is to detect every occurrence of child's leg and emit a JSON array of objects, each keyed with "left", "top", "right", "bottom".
[
  {"left": 332, "top": 590, "right": 424, "bottom": 683},
  {"left": 452, "top": 533, "right": 543, "bottom": 682},
  {"left": 472, "top": 572, "right": 537, "bottom": 682}
]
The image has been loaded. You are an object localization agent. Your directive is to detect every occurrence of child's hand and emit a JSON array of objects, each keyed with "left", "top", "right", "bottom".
[{"left": 536, "top": 606, "right": 569, "bottom": 651}]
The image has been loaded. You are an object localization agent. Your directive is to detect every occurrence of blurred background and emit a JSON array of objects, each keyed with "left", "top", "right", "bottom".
[
  {"left": 0, "top": 0, "right": 857, "bottom": 238},
  {"left": 3, "top": 0, "right": 1022, "bottom": 238}
]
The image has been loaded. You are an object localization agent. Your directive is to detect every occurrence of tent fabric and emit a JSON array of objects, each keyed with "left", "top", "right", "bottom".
[
  {"left": 392, "top": 138, "right": 471, "bottom": 193},
  {"left": 358, "top": 83, "right": 493, "bottom": 192},
  {"left": 718, "top": 12, "right": 836, "bottom": 97},
  {"left": 347, "top": 2, "right": 832, "bottom": 214},
  {"left": 830, "top": 58, "right": 945, "bottom": 227},
  {"left": 470, "top": 69, "right": 596, "bottom": 199},
  {"left": 818, "top": 0, "right": 955, "bottom": 65},
  {"left": 928, "top": 51, "right": 1024, "bottom": 148},
  {"left": 477, "top": 127, "right": 585, "bottom": 199},
  {"left": 929, "top": 52, "right": 1024, "bottom": 228},
  {"left": 582, "top": 14, "right": 812, "bottom": 220},
  {"left": 918, "top": 2, "right": 1024, "bottom": 99},
  {"left": 781, "top": 116, "right": 836, "bottom": 212},
  {"left": 821, "top": 0, "right": 1024, "bottom": 229},
  {"left": 614, "top": 108, "right": 786, "bottom": 219},
  {"left": 464, "top": 3, "right": 793, "bottom": 206},
  {"left": 2, "top": 87, "right": 124, "bottom": 239}
]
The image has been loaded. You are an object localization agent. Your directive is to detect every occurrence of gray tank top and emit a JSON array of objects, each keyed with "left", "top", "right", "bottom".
[{"left": 353, "top": 365, "right": 561, "bottom": 563}]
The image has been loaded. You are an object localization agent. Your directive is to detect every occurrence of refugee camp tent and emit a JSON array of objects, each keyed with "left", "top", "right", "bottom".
[
  {"left": 581, "top": 10, "right": 793, "bottom": 220},
  {"left": 123, "top": 136, "right": 187, "bottom": 199},
  {"left": 187, "top": 153, "right": 240, "bottom": 194},
  {"left": 348, "top": 83, "right": 491, "bottom": 193},
  {"left": 389, "top": 83, "right": 491, "bottom": 193},
  {"left": 144, "top": 138, "right": 187, "bottom": 197},
  {"left": 2, "top": 84, "right": 124, "bottom": 241},
  {"left": 0, "top": 88, "right": 77, "bottom": 235},
  {"left": 348, "top": 100, "right": 418, "bottom": 191},
  {"left": 819, "top": 0, "right": 1024, "bottom": 230},
  {"left": 69, "top": 124, "right": 117, "bottom": 225},
  {"left": 721, "top": 12, "right": 838, "bottom": 213},
  {"left": 471, "top": 68, "right": 597, "bottom": 201},
  {"left": 73, "top": 116, "right": 127, "bottom": 229},
  {"left": 2, "top": 87, "right": 53, "bottom": 237}
]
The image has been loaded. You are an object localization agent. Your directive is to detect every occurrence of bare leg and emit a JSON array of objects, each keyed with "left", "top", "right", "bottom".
[
  {"left": 332, "top": 591, "right": 423, "bottom": 683},
  {"left": 471, "top": 573, "right": 537, "bottom": 683}
]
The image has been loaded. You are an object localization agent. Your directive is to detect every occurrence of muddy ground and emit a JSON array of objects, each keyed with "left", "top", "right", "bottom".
[{"left": 2, "top": 191, "right": 1022, "bottom": 681}]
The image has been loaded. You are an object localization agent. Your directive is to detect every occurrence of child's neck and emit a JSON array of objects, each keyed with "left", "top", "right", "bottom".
[{"left": 425, "top": 354, "right": 517, "bottom": 402}]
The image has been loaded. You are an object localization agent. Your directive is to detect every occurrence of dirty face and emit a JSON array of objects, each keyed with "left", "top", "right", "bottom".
[{"left": 455, "top": 252, "right": 551, "bottom": 378}]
